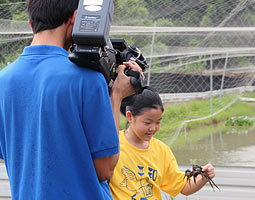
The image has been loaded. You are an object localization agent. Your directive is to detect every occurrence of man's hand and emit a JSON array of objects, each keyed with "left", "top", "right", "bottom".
[
  {"left": 122, "top": 60, "right": 145, "bottom": 79},
  {"left": 111, "top": 60, "right": 144, "bottom": 101}
]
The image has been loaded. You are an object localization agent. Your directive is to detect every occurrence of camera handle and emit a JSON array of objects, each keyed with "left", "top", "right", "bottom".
[
  {"left": 120, "top": 66, "right": 145, "bottom": 106},
  {"left": 124, "top": 67, "right": 144, "bottom": 94}
]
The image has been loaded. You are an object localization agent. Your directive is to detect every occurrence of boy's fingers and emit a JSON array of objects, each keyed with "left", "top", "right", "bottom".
[{"left": 202, "top": 164, "right": 215, "bottom": 179}]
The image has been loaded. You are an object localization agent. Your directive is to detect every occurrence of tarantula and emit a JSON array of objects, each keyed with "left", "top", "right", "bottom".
[{"left": 184, "top": 165, "right": 220, "bottom": 191}]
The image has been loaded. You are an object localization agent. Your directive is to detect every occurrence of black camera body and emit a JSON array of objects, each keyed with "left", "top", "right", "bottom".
[
  {"left": 69, "top": 0, "right": 147, "bottom": 97},
  {"left": 110, "top": 38, "right": 147, "bottom": 95}
]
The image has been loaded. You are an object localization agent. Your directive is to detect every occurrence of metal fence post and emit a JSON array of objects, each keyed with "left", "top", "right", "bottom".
[
  {"left": 219, "top": 53, "right": 228, "bottom": 104},
  {"left": 210, "top": 52, "right": 213, "bottom": 114},
  {"left": 147, "top": 20, "right": 157, "bottom": 86}
]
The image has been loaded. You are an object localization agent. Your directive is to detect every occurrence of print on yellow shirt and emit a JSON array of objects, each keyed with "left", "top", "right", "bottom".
[{"left": 120, "top": 165, "right": 158, "bottom": 199}]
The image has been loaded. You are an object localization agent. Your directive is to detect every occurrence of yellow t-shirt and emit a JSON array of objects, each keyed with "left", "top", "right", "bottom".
[{"left": 110, "top": 130, "right": 187, "bottom": 200}]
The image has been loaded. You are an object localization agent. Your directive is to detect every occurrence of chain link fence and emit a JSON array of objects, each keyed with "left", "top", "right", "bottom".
[
  {"left": 1, "top": 1, "right": 255, "bottom": 199},
  {"left": 0, "top": 2, "right": 31, "bottom": 70},
  {"left": 1, "top": 0, "right": 255, "bottom": 136}
]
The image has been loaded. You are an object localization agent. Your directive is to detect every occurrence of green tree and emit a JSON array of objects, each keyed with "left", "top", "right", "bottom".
[
  {"left": 0, "top": 1, "right": 29, "bottom": 69},
  {"left": 113, "top": 0, "right": 152, "bottom": 26}
]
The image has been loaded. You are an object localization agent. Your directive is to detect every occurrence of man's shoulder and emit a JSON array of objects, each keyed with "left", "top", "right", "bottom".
[
  {"left": 70, "top": 64, "right": 107, "bottom": 86},
  {"left": 0, "top": 60, "right": 18, "bottom": 78}
]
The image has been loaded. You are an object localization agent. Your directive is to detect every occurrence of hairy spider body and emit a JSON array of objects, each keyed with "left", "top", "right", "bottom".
[{"left": 184, "top": 165, "right": 220, "bottom": 191}]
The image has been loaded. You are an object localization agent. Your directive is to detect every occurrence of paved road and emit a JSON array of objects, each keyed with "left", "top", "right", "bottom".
[
  {"left": 162, "top": 165, "right": 255, "bottom": 200},
  {"left": 1, "top": 163, "right": 255, "bottom": 199},
  {"left": 0, "top": 162, "right": 10, "bottom": 200}
]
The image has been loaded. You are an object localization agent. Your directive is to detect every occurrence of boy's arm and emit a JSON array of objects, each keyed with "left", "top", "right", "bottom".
[{"left": 181, "top": 164, "right": 215, "bottom": 195}]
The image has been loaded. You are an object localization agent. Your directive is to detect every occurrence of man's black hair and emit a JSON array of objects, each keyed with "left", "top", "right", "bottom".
[{"left": 26, "top": 0, "right": 79, "bottom": 33}]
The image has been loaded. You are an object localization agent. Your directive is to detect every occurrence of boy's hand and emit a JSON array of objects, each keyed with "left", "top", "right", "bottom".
[{"left": 202, "top": 163, "right": 215, "bottom": 179}]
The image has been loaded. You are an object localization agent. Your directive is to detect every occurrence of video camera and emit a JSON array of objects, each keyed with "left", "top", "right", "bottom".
[{"left": 68, "top": 0, "right": 148, "bottom": 99}]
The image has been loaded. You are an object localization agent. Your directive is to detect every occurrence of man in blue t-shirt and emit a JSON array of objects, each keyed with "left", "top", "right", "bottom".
[{"left": 0, "top": 0, "right": 142, "bottom": 199}]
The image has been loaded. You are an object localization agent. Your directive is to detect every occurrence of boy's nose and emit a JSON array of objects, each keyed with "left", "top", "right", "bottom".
[{"left": 149, "top": 126, "right": 155, "bottom": 132}]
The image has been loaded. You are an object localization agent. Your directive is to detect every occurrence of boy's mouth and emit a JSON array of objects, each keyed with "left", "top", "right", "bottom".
[{"left": 145, "top": 133, "right": 154, "bottom": 137}]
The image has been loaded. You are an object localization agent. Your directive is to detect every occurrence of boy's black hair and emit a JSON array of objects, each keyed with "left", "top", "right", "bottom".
[
  {"left": 26, "top": 0, "right": 79, "bottom": 33},
  {"left": 121, "top": 87, "right": 164, "bottom": 117}
]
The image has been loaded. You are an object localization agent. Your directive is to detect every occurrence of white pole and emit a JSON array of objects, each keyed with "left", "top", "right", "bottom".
[
  {"left": 210, "top": 52, "right": 213, "bottom": 114},
  {"left": 147, "top": 21, "right": 157, "bottom": 86},
  {"left": 219, "top": 53, "right": 228, "bottom": 104}
]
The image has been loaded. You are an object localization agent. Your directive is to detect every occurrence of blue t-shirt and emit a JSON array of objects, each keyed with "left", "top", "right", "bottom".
[{"left": 0, "top": 45, "right": 119, "bottom": 199}]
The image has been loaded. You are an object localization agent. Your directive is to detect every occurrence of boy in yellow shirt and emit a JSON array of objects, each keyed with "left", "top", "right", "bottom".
[{"left": 109, "top": 88, "right": 215, "bottom": 200}]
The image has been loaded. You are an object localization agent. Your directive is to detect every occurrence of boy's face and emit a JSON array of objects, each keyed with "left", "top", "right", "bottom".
[{"left": 128, "top": 107, "right": 162, "bottom": 142}]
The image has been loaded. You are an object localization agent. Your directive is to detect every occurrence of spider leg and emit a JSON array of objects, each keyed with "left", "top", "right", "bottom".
[
  {"left": 208, "top": 179, "right": 215, "bottom": 191},
  {"left": 208, "top": 178, "right": 221, "bottom": 191},
  {"left": 193, "top": 173, "right": 197, "bottom": 184},
  {"left": 203, "top": 172, "right": 221, "bottom": 191},
  {"left": 201, "top": 172, "right": 206, "bottom": 182},
  {"left": 188, "top": 177, "right": 191, "bottom": 185},
  {"left": 184, "top": 169, "right": 193, "bottom": 185},
  {"left": 193, "top": 170, "right": 201, "bottom": 185}
]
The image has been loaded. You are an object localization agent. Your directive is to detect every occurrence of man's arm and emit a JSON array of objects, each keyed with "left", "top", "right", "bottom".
[
  {"left": 0, "top": 146, "right": 3, "bottom": 160},
  {"left": 110, "top": 63, "right": 137, "bottom": 133},
  {"left": 93, "top": 154, "right": 119, "bottom": 181},
  {"left": 93, "top": 62, "right": 141, "bottom": 181}
]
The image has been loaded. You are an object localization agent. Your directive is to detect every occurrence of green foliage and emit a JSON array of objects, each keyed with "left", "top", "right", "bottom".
[
  {"left": 241, "top": 91, "right": 255, "bottom": 98},
  {"left": 2, "top": 0, "right": 255, "bottom": 70},
  {"left": 178, "top": 56, "right": 207, "bottom": 73},
  {"left": 142, "top": 41, "right": 168, "bottom": 70},
  {"left": 156, "top": 18, "right": 174, "bottom": 27},
  {"left": 12, "top": 11, "right": 28, "bottom": 21},
  {"left": 238, "top": 6, "right": 255, "bottom": 26},
  {"left": 0, "top": 45, "right": 23, "bottom": 69},
  {"left": 11, "top": 11, "right": 29, "bottom": 29},
  {"left": 0, "top": 35, "right": 31, "bottom": 69},
  {"left": 173, "top": 9, "right": 202, "bottom": 26},
  {"left": 152, "top": 94, "right": 255, "bottom": 141},
  {"left": 0, "top": 0, "right": 24, "bottom": 3},
  {"left": 120, "top": 93, "right": 252, "bottom": 141},
  {"left": 200, "top": 4, "right": 217, "bottom": 27},
  {"left": 229, "top": 56, "right": 254, "bottom": 68},
  {"left": 225, "top": 116, "right": 255, "bottom": 126},
  {"left": 0, "top": 1, "right": 28, "bottom": 69},
  {"left": 113, "top": 0, "right": 152, "bottom": 26}
]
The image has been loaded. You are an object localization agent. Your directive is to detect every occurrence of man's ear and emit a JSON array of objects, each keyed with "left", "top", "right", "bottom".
[
  {"left": 126, "top": 111, "right": 133, "bottom": 123},
  {"left": 70, "top": 9, "right": 77, "bottom": 25},
  {"left": 28, "top": 20, "right": 34, "bottom": 32}
]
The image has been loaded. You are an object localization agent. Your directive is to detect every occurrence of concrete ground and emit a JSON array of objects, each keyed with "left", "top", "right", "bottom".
[{"left": 1, "top": 163, "right": 255, "bottom": 200}]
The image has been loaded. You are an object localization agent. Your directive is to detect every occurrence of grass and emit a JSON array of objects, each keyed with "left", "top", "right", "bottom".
[
  {"left": 241, "top": 91, "right": 255, "bottom": 98},
  {"left": 163, "top": 122, "right": 226, "bottom": 149}
]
